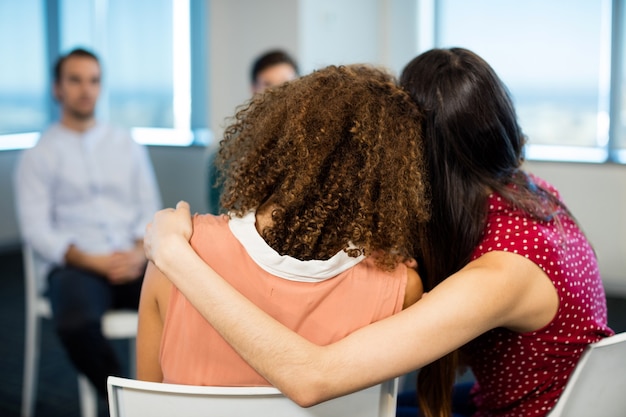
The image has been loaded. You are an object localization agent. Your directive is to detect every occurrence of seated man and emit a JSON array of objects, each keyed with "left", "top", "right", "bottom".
[
  {"left": 207, "top": 49, "right": 300, "bottom": 214},
  {"left": 13, "top": 48, "right": 162, "bottom": 397}
]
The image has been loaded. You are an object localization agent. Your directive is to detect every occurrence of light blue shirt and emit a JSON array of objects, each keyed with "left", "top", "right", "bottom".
[{"left": 14, "top": 122, "right": 162, "bottom": 286}]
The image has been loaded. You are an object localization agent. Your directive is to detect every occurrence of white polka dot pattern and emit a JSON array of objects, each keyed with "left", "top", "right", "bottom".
[{"left": 462, "top": 178, "right": 614, "bottom": 417}]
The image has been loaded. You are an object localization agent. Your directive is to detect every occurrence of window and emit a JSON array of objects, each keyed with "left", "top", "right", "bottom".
[
  {"left": 69, "top": 0, "right": 176, "bottom": 129},
  {"left": 0, "top": 0, "right": 208, "bottom": 149},
  {"left": 436, "top": 0, "right": 612, "bottom": 162},
  {"left": 0, "top": 0, "right": 47, "bottom": 137},
  {"left": 614, "top": 0, "right": 626, "bottom": 162}
]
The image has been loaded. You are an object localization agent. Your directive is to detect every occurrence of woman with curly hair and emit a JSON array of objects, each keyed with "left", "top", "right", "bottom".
[
  {"left": 136, "top": 64, "right": 429, "bottom": 384},
  {"left": 142, "top": 48, "right": 613, "bottom": 417}
]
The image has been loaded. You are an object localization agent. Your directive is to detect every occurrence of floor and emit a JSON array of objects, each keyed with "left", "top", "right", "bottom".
[{"left": 0, "top": 248, "right": 130, "bottom": 417}]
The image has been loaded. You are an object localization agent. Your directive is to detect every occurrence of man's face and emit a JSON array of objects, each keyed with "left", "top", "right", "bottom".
[
  {"left": 252, "top": 63, "right": 298, "bottom": 94},
  {"left": 54, "top": 56, "right": 101, "bottom": 120}
]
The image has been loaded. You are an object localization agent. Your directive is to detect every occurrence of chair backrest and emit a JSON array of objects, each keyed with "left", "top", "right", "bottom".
[
  {"left": 548, "top": 331, "right": 626, "bottom": 417},
  {"left": 107, "top": 376, "right": 398, "bottom": 417},
  {"left": 22, "top": 243, "right": 52, "bottom": 318}
]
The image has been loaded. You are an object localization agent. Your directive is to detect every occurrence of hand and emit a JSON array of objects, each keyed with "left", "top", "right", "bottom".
[
  {"left": 107, "top": 246, "right": 147, "bottom": 284},
  {"left": 65, "top": 243, "right": 146, "bottom": 284},
  {"left": 144, "top": 201, "right": 193, "bottom": 265}
]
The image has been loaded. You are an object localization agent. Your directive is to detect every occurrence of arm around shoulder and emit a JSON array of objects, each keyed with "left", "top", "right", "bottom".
[{"left": 145, "top": 207, "right": 560, "bottom": 406}]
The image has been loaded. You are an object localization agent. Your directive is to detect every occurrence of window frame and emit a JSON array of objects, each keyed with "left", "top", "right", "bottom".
[
  {"left": 429, "top": 0, "right": 622, "bottom": 164},
  {"left": 0, "top": 0, "right": 210, "bottom": 151}
]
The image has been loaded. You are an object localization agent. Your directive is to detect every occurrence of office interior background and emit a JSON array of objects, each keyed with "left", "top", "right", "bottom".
[
  {"left": 2, "top": 0, "right": 626, "bottom": 294},
  {"left": 1, "top": 0, "right": 626, "bottom": 415}
]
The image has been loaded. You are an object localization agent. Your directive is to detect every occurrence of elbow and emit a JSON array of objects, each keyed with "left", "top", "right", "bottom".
[
  {"left": 270, "top": 350, "right": 338, "bottom": 407},
  {"left": 288, "top": 390, "right": 327, "bottom": 408},
  {"left": 280, "top": 379, "right": 333, "bottom": 408}
]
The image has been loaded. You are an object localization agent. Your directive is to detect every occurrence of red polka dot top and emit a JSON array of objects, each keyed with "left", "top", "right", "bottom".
[{"left": 463, "top": 175, "right": 614, "bottom": 417}]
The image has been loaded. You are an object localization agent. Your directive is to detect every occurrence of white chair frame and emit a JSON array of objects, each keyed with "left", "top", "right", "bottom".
[
  {"left": 21, "top": 244, "right": 139, "bottom": 417},
  {"left": 548, "top": 331, "right": 626, "bottom": 417},
  {"left": 108, "top": 376, "right": 398, "bottom": 417}
]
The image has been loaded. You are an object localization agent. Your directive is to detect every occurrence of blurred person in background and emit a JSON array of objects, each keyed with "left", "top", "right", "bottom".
[
  {"left": 14, "top": 47, "right": 162, "bottom": 398},
  {"left": 207, "top": 49, "right": 300, "bottom": 214}
]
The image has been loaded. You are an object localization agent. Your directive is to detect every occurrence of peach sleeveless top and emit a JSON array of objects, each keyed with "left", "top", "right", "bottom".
[{"left": 160, "top": 212, "right": 407, "bottom": 386}]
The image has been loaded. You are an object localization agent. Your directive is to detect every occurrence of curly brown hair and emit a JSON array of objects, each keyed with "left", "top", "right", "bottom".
[{"left": 216, "top": 64, "right": 429, "bottom": 270}]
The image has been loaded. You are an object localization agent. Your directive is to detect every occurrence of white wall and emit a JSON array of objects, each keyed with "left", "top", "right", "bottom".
[
  {"left": 208, "top": 0, "right": 300, "bottom": 141},
  {"left": 299, "top": 0, "right": 382, "bottom": 71},
  {"left": 2, "top": 0, "right": 625, "bottom": 296}
]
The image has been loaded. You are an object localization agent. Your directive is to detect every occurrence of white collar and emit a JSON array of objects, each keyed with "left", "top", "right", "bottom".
[{"left": 228, "top": 210, "right": 365, "bottom": 282}]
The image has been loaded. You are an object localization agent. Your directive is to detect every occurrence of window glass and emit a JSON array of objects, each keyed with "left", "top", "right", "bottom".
[
  {"left": 615, "top": 1, "right": 626, "bottom": 160},
  {"left": 60, "top": 0, "right": 95, "bottom": 48},
  {"left": 1, "top": 0, "right": 204, "bottom": 149},
  {"left": 0, "top": 0, "right": 48, "bottom": 137},
  {"left": 61, "top": 0, "right": 176, "bottom": 129},
  {"left": 437, "top": 0, "right": 609, "bottom": 161},
  {"left": 107, "top": 0, "right": 175, "bottom": 129}
]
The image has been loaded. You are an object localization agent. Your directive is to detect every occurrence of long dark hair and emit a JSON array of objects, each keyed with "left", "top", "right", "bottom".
[{"left": 400, "top": 48, "right": 565, "bottom": 417}]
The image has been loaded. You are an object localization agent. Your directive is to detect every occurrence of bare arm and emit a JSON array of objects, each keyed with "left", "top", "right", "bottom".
[
  {"left": 136, "top": 261, "right": 171, "bottom": 381},
  {"left": 145, "top": 202, "right": 557, "bottom": 406}
]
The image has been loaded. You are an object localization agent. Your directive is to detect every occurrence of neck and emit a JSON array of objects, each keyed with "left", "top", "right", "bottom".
[
  {"left": 255, "top": 202, "right": 276, "bottom": 234},
  {"left": 60, "top": 113, "right": 96, "bottom": 133}
]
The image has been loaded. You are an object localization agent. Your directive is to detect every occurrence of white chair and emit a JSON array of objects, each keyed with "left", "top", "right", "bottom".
[
  {"left": 107, "top": 376, "right": 398, "bottom": 417},
  {"left": 548, "top": 331, "right": 626, "bottom": 417},
  {"left": 21, "top": 244, "right": 139, "bottom": 417}
]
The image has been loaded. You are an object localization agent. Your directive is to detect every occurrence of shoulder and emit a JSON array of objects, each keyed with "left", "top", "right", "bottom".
[
  {"left": 192, "top": 213, "right": 228, "bottom": 227},
  {"left": 190, "top": 213, "right": 230, "bottom": 245},
  {"left": 355, "top": 259, "right": 423, "bottom": 310},
  {"left": 94, "top": 123, "right": 139, "bottom": 147},
  {"left": 99, "top": 122, "right": 130, "bottom": 137},
  {"left": 528, "top": 172, "right": 561, "bottom": 200},
  {"left": 403, "top": 267, "right": 423, "bottom": 309},
  {"left": 27, "top": 124, "right": 66, "bottom": 152},
  {"left": 38, "top": 123, "right": 62, "bottom": 140},
  {"left": 474, "top": 192, "right": 549, "bottom": 259},
  {"left": 17, "top": 126, "right": 65, "bottom": 169}
]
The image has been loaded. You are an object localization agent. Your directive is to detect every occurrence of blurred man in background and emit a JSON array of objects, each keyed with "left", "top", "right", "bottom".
[
  {"left": 207, "top": 49, "right": 300, "bottom": 214},
  {"left": 14, "top": 47, "right": 161, "bottom": 398}
]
